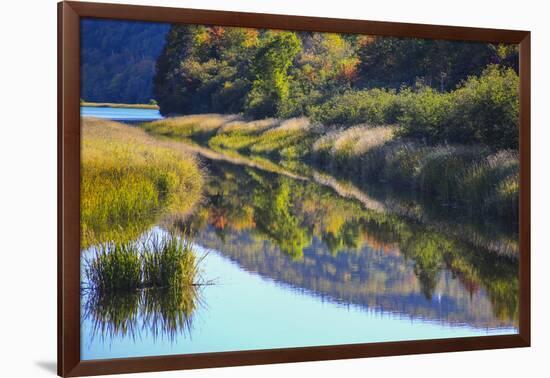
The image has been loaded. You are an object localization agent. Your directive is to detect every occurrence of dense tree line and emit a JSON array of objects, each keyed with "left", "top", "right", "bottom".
[
  {"left": 154, "top": 26, "right": 361, "bottom": 117},
  {"left": 81, "top": 19, "right": 169, "bottom": 104},
  {"left": 355, "top": 36, "right": 518, "bottom": 91},
  {"left": 154, "top": 24, "right": 519, "bottom": 149}
]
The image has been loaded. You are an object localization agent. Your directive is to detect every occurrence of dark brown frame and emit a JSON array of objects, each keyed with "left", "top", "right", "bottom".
[{"left": 58, "top": 1, "right": 531, "bottom": 376}]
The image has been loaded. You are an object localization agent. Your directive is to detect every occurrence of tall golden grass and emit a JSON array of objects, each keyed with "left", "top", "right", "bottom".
[
  {"left": 81, "top": 118, "right": 203, "bottom": 247},
  {"left": 138, "top": 113, "right": 519, "bottom": 219},
  {"left": 141, "top": 114, "right": 239, "bottom": 139},
  {"left": 143, "top": 115, "right": 314, "bottom": 159},
  {"left": 313, "top": 125, "right": 396, "bottom": 158}
]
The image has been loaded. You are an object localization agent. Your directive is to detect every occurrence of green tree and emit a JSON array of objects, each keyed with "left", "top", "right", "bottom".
[
  {"left": 155, "top": 25, "right": 259, "bottom": 115},
  {"left": 245, "top": 31, "right": 302, "bottom": 118},
  {"left": 356, "top": 36, "right": 517, "bottom": 92},
  {"left": 154, "top": 25, "right": 197, "bottom": 115},
  {"left": 280, "top": 33, "right": 358, "bottom": 117}
]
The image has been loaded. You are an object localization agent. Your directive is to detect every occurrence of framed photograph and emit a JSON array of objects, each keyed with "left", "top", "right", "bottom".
[{"left": 58, "top": 1, "right": 530, "bottom": 376}]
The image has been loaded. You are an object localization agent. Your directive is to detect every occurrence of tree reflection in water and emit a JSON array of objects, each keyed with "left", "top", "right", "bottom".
[
  {"left": 84, "top": 158, "right": 519, "bottom": 345},
  {"left": 173, "top": 160, "right": 519, "bottom": 329}
]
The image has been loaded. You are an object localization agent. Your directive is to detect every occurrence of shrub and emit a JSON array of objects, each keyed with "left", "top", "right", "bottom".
[
  {"left": 311, "top": 65, "right": 519, "bottom": 151},
  {"left": 446, "top": 65, "right": 519, "bottom": 149},
  {"left": 310, "top": 88, "right": 400, "bottom": 126},
  {"left": 397, "top": 65, "right": 519, "bottom": 150},
  {"left": 396, "top": 87, "right": 452, "bottom": 142}
]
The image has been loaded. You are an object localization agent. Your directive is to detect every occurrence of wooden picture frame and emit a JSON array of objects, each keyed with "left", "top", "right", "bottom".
[{"left": 58, "top": 1, "right": 531, "bottom": 376}]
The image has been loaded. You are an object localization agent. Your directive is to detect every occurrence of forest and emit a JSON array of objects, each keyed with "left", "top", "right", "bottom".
[
  {"left": 154, "top": 25, "right": 519, "bottom": 150},
  {"left": 80, "top": 19, "right": 169, "bottom": 104}
]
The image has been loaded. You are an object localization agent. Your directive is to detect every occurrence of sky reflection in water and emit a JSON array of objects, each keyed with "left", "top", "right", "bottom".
[{"left": 81, "top": 109, "right": 518, "bottom": 360}]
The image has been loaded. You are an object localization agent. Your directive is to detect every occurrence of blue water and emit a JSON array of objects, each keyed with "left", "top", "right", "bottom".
[
  {"left": 80, "top": 117, "right": 517, "bottom": 360},
  {"left": 81, "top": 228, "right": 516, "bottom": 361},
  {"left": 80, "top": 106, "right": 163, "bottom": 122}
]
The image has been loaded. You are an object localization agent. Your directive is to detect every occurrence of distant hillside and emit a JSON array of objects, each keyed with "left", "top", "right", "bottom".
[{"left": 80, "top": 18, "right": 169, "bottom": 104}]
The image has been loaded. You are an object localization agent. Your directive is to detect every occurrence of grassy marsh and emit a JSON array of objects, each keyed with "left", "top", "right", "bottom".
[
  {"left": 310, "top": 132, "right": 519, "bottom": 219},
  {"left": 143, "top": 115, "right": 315, "bottom": 159},
  {"left": 81, "top": 118, "right": 203, "bottom": 246},
  {"left": 140, "top": 114, "right": 519, "bottom": 220},
  {"left": 141, "top": 114, "right": 239, "bottom": 140}
]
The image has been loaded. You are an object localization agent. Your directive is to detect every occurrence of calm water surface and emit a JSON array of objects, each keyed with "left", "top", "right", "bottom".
[
  {"left": 80, "top": 106, "right": 163, "bottom": 121},
  {"left": 81, "top": 122, "right": 518, "bottom": 360}
]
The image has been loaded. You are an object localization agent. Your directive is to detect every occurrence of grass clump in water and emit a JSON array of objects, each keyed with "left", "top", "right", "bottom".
[
  {"left": 142, "top": 236, "right": 198, "bottom": 288},
  {"left": 84, "top": 234, "right": 201, "bottom": 294},
  {"left": 84, "top": 242, "right": 142, "bottom": 293},
  {"left": 83, "top": 234, "right": 203, "bottom": 341}
]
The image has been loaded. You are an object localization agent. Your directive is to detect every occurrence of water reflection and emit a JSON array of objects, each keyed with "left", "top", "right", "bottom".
[
  {"left": 83, "top": 285, "right": 200, "bottom": 344},
  {"left": 82, "top": 153, "right": 518, "bottom": 358},
  {"left": 175, "top": 161, "right": 519, "bottom": 329}
]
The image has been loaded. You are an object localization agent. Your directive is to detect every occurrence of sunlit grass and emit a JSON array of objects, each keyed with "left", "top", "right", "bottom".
[
  {"left": 217, "top": 118, "right": 279, "bottom": 134},
  {"left": 310, "top": 132, "right": 519, "bottom": 218},
  {"left": 248, "top": 118, "right": 313, "bottom": 157},
  {"left": 81, "top": 118, "right": 203, "bottom": 246},
  {"left": 208, "top": 117, "right": 312, "bottom": 155},
  {"left": 83, "top": 234, "right": 201, "bottom": 293},
  {"left": 209, "top": 130, "right": 261, "bottom": 151},
  {"left": 138, "top": 111, "right": 518, "bottom": 219},
  {"left": 142, "top": 235, "right": 198, "bottom": 288},
  {"left": 313, "top": 125, "right": 396, "bottom": 159},
  {"left": 84, "top": 241, "right": 142, "bottom": 293},
  {"left": 142, "top": 115, "right": 315, "bottom": 159},
  {"left": 461, "top": 150, "right": 519, "bottom": 217},
  {"left": 142, "top": 114, "right": 239, "bottom": 140}
]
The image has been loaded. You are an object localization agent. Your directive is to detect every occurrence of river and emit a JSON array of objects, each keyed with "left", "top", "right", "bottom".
[{"left": 80, "top": 108, "right": 518, "bottom": 360}]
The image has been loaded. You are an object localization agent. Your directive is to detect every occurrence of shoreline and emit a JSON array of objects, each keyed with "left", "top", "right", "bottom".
[{"left": 81, "top": 102, "right": 159, "bottom": 110}]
